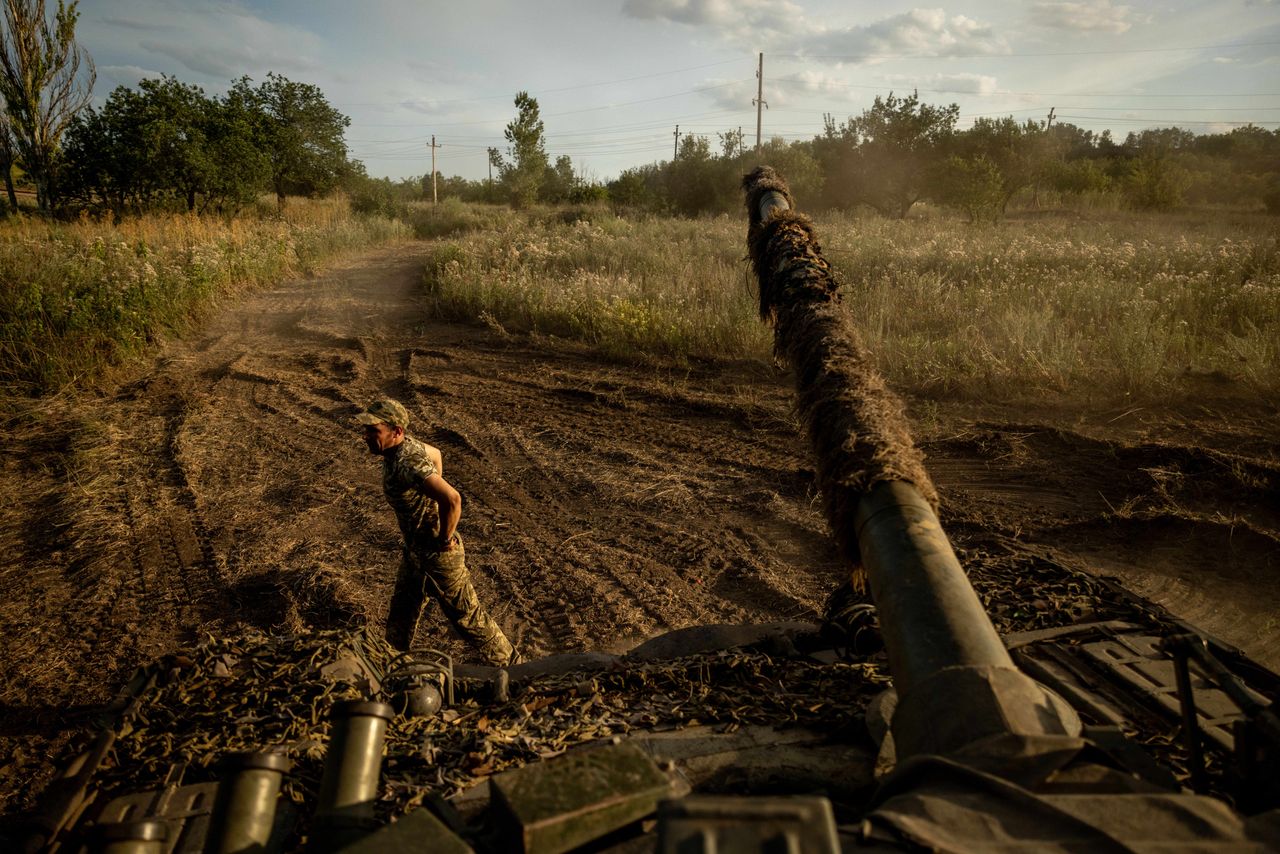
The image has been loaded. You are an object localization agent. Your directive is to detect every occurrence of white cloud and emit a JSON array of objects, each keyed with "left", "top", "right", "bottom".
[
  {"left": 702, "top": 77, "right": 767, "bottom": 110},
  {"left": 795, "top": 8, "right": 1009, "bottom": 62},
  {"left": 1030, "top": 1, "right": 1139, "bottom": 34},
  {"left": 404, "top": 60, "right": 487, "bottom": 87},
  {"left": 704, "top": 69, "right": 857, "bottom": 109},
  {"left": 1212, "top": 56, "right": 1237, "bottom": 63},
  {"left": 877, "top": 72, "right": 999, "bottom": 95},
  {"left": 622, "top": 5, "right": 1009, "bottom": 62},
  {"left": 622, "top": 0, "right": 805, "bottom": 35},
  {"left": 777, "top": 70, "right": 853, "bottom": 96},
  {"left": 100, "top": 64, "right": 167, "bottom": 87},
  {"left": 98, "top": 16, "right": 176, "bottom": 33},
  {"left": 140, "top": 40, "right": 318, "bottom": 79},
  {"left": 97, "top": 2, "right": 325, "bottom": 83}
]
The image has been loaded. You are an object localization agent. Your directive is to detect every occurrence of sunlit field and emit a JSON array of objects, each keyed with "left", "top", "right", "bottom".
[
  {"left": 0, "top": 197, "right": 408, "bottom": 396},
  {"left": 4, "top": 194, "right": 1274, "bottom": 405},
  {"left": 422, "top": 203, "right": 1280, "bottom": 403}
]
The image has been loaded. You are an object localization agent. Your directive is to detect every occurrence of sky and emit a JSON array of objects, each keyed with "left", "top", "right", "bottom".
[{"left": 77, "top": 0, "right": 1280, "bottom": 182}]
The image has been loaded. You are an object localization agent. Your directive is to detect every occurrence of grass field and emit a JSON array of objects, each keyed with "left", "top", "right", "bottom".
[
  {"left": 3, "top": 195, "right": 1274, "bottom": 406},
  {"left": 421, "top": 203, "right": 1280, "bottom": 403},
  {"left": 0, "top": 197, "right": 409, "bottom": 397}
]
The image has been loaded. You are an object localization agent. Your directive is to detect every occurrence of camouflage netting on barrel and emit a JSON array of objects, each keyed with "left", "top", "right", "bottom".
[{"left": 742, "top": 166, "right": 938, "bottom": 589}]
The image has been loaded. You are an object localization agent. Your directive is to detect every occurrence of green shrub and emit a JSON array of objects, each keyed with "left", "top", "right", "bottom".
[
  {"left": 1263, "top": 177, "right": 1280, "bottom": 215},
  {"left": 935, "top": 154, "right": 1005, "bottom": 222},
  {"left": 1124, "top": 155, "right": 1191, "bottom": 211},
  {"left": 408, "top": 199, "right": 509, "bottom": 238}
]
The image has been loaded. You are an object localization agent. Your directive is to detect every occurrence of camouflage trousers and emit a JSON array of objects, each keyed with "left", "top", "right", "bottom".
[{"left": 384, "top": 535, "right": 514, "bottom": 666}]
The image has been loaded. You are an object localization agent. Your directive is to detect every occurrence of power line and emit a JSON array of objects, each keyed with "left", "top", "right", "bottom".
[
  {"left": 767, "top": 73, "right": 1280, "bottom": 101},
  {"left": 346, "top": 108, "right": 750, "bottom": 143},
  {"left": 330, "top": 58, "right": 746, "bottom": 109},
  {"left": 1055, "top": 114, "right": 1280, "bottom": 125},
  {"left": 1015, "top": 106, "right": 1280, "bottom": 112},
  {"left": 344, "top": 82, "right": 750, "bottom": 128},
  {"left": 770, "top": 40, "right": 1280, "bottom": 61}
]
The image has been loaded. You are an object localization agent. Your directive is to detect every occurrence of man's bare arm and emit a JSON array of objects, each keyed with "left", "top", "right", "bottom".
[
  {"left": 423, "top": 443, "right": 444, "bottom": 477},
  {"left": 418, "top": 472, "right": 461, "bottom": 551}
]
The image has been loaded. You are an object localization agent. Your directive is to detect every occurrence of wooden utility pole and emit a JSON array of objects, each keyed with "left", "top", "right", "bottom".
[
  {"left": 428, "top": 135, "right": 442, "bottom": 204},
  {"left": 753, "top": 52, "right": 767, "bottom": 152},
  {"left": 673, "top": 125, "right": 679, "bottom": 160},
  {"left": 1032, "top": 108, "right": 1056, "bottom": 209},
  {"left": 739, "top": 126, "right": 744, "bottom": 157}
]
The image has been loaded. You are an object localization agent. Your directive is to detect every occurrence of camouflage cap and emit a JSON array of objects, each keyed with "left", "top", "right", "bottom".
[{"left": 356, "top": 398, "right": 410, "bottom": 428}]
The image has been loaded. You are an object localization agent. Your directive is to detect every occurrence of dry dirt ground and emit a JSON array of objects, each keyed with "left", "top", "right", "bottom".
[{"left": 1, "top": 240, "right": 1277, "bottom": 816}]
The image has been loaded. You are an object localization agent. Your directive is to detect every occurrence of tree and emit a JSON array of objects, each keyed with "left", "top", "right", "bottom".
[
  {"left": 753, "top": 137, "right": 824, "bottom": 206},
  {"left": 0, "top": 0, "right": 94, "bottom": 212},
  {"left": 60, "top": 85, "right": 147, "bottom": 216},
  {"left": 1124, "top": 127, "right": 1195, "bottom": 156},
  {"left": 0, "top": 109, "right": 16, "bottom": 212},
  {"left": 717, "top": 127, "right": 744, "bottom": 159},
  {"left": 667, "top": 132, "right": 724, "bottom": 215},
  {"left": 955, "top": 116, "right": 1047, "bottom": 212},
  {"left": 61, "top": 76, "right": 265, "bottom": 217},
  {"left": 132, "top": 76, "right": 215, "bottom": 211},
  {"left": 1041, "top": 157, "right": 1111, "bottom": 198},
  {"left": 201, "top": 86, "right": 269, "bottom": 211},
  {"left": 935, "top": 153, "right": 1004, "bottom": 222},
  {"left": 1124, "top": 153, "right": 1190, "bottom": 210},
  {"left": 824, "top": 91, "right": 958, "bottom": 217},
  {"left": 607, "top": 166, "right": 657, "bottom": 209},
  {"left": 485, "top": 145, "right": 500, "bottom": 201},
  {"left": 494, "top": 91, "right": 547, "bottom": 208},
  {"left": 229, "top": 72, "right": 351, "bottom": 209},
  {"left": 540, "top": 153, "right": 576, "bottom": 203}
]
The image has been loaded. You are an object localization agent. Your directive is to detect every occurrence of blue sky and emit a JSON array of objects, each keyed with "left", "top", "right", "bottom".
[{"left": 78, "top": 0, "right": 1280, "bottom": 182}]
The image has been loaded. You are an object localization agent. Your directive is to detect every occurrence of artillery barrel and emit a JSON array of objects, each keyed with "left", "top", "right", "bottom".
[{"left": 741, "top": 167, "right": 1077, "bottom": 758}]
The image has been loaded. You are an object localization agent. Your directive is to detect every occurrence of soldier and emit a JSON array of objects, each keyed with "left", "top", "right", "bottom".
[{"left": 357, "top": 398, "right": 518, "bottom": 666}]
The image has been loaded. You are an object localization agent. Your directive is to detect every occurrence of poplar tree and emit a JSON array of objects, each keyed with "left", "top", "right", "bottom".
[
  {"left": 0, "top": 0, "right": 95, "bottom": 212},
  {"left": 495, "top": 91, "right": 547, "bottom": 208},
  {"left": 0, "top": 111, "right": 16, "bottom": 212}
]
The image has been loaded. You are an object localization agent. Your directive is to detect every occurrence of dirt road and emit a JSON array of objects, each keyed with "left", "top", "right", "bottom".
[{"left": 2, "top": 239, "right": 1277, "bottom": 815}]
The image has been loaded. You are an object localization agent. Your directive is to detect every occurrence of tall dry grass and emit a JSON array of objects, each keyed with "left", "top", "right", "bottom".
[
  {"left": 0, "top": 197, "right": 408, "bottom": 396},
  {"left": 825, "top": 211, "right": 1280, "bottom": 399},
  {"left": 423, "top": 207, "right": 769, "bottom": 361},
  {"left": 422, "top": 204, "right": 1279, "bottom": 402}
]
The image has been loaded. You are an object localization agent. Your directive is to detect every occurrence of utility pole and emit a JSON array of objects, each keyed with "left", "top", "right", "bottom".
[
  {"left": 673, "top": 125, "right": 679, "bottom": 160},
  {"left": 1033, "top": 108, "right": 1056, "bottom": 209},
  {"left": 753, "top": 52, "right": 767, "bottom": 152},
  {"left": 739, "top": 126, "right": 744, "bottom": 158},
  {"left": 428, "top": 135, "right": 442, "bottom": 205}
]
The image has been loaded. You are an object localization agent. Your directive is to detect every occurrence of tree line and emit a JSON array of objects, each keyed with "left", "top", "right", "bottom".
[
  {"left": 456, "top": 89, "right": 1280, "bottom": 219},
  {"left": 1, "top": 0, "right": 357, "bottom": 218},
  {"left": 62, "top": 73, "right": 354, "bottom": 217}
]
